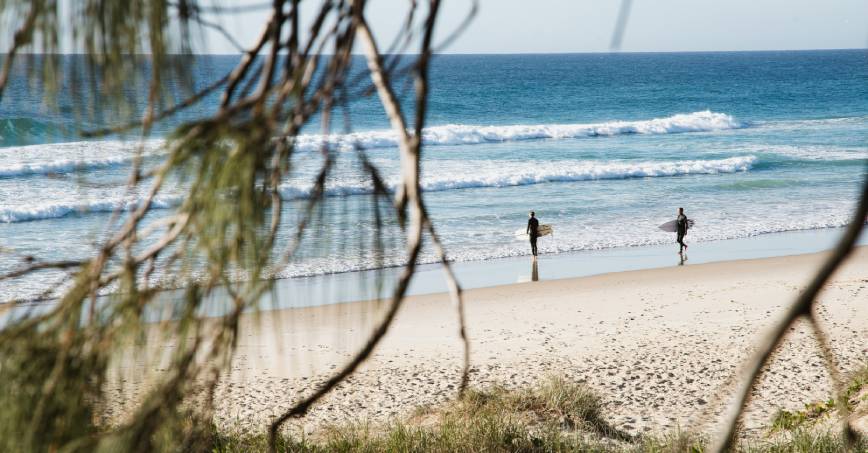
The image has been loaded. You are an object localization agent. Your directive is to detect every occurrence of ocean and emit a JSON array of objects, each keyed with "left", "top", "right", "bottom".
[{"left": 1, "top": 50, "right": 866, "bottom": 303}]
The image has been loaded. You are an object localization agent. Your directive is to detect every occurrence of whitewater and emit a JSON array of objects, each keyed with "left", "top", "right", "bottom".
[
  {"left": 0, "top": 154, "right": 758, "bottom": 223},
  {"left": 289, "top": 110, "right": 743, "bottom": 152},
  {"left": 0, "top": 110, "right": 738, "bottom": 179}
]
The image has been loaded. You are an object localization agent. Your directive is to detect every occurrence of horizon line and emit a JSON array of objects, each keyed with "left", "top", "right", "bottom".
[{"left": 5, "top": 47, "right": 866, "bottom": 57}]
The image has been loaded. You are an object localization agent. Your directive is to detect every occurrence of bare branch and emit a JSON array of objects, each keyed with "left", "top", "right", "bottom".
[
  {"left": 610, "top": 0, "right": 633, "bottom": 51},
  {"left": 168, "top": 1, "right": 273, "bottom": 15},
  {"left": 711, "top": 164, "right": 868, "bottom": 452},
  {"left": 425, "top": 217, "right": 471, "bottom": 393},
  {"left": 433, "top": 0, "right": 478, "bottom": 53},
  {"left": 220, "top": 18, "right": 274, "bottom": 109},
  {"left": 267, "top": 3, "right": 441, "bottom": 448},
  {"left": 0, "top": 260, "right": 84, "bottom": 282},
  {"left": 81, "top": 73, "right": 231, "bottom": 138},
  {"left": 188, "top": 15, "right": 246, "bottom": 53},
  {"left": 0, "top": 2, "right": 44, "bottom": 102},
  {"left": 806, "top": 314, "right": 858, "bottom": 444}
]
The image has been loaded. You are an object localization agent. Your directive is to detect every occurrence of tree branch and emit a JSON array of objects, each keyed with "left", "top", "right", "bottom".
[
  {"left": 0, "top": 2, "right": 44, "bottom": 102},
  {"left": 711, "top": 164, "right": 868, "bottom": 452},
  {"left": 267, "top": 3, "right": 439, "bottom": 448}
]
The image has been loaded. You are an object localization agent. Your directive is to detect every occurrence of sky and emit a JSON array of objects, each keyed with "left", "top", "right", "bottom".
[
  {"left": 195, "top": 0, "right": 868, "bottom": 54},
  {"left": 1, "top": 0, "right": 865, "bottom": 54}
]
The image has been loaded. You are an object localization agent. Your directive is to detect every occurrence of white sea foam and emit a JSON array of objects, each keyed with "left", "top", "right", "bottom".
[
  {"left": 0, "top": 112, "right": 739, "bottom": 178},
  {"left": 291, "top": 110, "right": 743, "bottom": 152},
  {"left": 8, "top": 113, "right": 867, "bottom": 182},
  {"left": 739, "top": 144, "right": 868, "bottom": 161},
  {"left": 280, "top": 156, "right": 757, "bottom": 198},
  {"left": 271, "top": 214, "right": 859, "bottom": 279},
  {"left": 0, "top": 155, "right": 132, "bottom": 177},
  {"left": 0, "top": 140, "right": 165, "bottom": 178},
  {"left": 0, "top": 156, "right": 755, "bottom": 223},
  {"left": 758, "top": 115, "right": 868, "bottom": 129},
  {"left": 0, "top": 195, "right": 180, "bottom": 223}
]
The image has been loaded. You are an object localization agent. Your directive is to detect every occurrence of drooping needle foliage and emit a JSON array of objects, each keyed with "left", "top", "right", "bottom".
[{"left": 0, "top": 1, "right": 475, "bottom": 451}]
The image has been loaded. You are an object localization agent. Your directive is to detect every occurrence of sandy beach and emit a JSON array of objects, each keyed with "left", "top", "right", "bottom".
[
  {"left": 109, "top": 246, "right": 868, "bottom": 439},
  {"left": 3, "top": 5, "right": 866, "bottom": 450}
]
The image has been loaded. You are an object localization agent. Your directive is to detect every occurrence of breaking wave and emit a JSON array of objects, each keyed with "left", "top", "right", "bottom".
[
  {"left": 0, "top": 195, "right": 180, "bottom": 223},
  {"left": 0, "top": 155, "right": 133, "bottom": 178},
  {"left": 0, "top": 140, "right": 165, "bottom": 178},
  {"left": 279, "top": 156, "right": 757, "bottom": 198},
  {"left": 292, "top": 110, "right": 744, "bottom": 152},
  {"left": 0, "top": 111, "right": 742, "bottom": 179},
  {"left": 0, "top": 156, "right": 756, "bottom": 223}
]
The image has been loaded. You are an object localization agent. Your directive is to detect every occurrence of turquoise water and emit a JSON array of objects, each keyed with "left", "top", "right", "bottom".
[{"left": 1, "top": 50, "right": 866, "bottom": 301}]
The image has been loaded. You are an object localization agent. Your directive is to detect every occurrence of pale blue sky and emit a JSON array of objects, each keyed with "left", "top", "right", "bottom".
[
  {"left": 3, "top": 0, "right": 865, "bottom": 53},
  {"left": 197, "top": 0, "right": 868, "bottom": 54}
]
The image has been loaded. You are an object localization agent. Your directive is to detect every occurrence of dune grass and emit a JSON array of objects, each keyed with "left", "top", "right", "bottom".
[
  {"left": 204, "top": 375, "right": 866, "bottom": 452},
  {"left": 771, "top": 365, "right": 868, "bottom": 433},
  {"left": 771, "top": 399, "right": 837, "bottom": 432}
]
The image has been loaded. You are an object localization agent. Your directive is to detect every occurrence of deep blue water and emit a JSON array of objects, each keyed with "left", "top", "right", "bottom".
[{"left": 1, "top": 50, "right": 866, "bottom": 301}]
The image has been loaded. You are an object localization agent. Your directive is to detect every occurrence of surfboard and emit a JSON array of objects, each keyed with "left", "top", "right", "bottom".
[
  {"left": 515, "top": 224, "right": 553, "bottom": 239},
  {"left": 658, "top": 219, "right": 695, "bottom": 232}
]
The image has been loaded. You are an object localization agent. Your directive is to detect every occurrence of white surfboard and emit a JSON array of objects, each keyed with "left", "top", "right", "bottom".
[
  {"left": 515, "top": 224, "right": 553, "bottom": 239},
  {"left": 658, "top": 219, "right": 695, "bottom": 232}
]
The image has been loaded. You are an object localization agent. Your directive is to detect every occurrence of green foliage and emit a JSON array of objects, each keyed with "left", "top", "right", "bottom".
[
  {"left": 206, "top": 376, "right": 631, "bottom": 452},
  {"left": 770, "top": 364, "right": 868, "bottom": 433},
  {"left": 0, "top": 1, "right": 413, "bottom": 450},
  {"left": 771, "top": 400, "right": 836, "bottom": 432},
  {"left": 741, "top": 428, "right": 866, "bottom": 453},
  {"left": 844, "top": 367, "right": 868, "bottom": 404},
  {"left": 1, "top": 2, "right": 865, "bottom": 452},
  {"left": 0, "top": 323, "right": 101, "bottom": 452},
  {"left": 202, "top": 378, "right": 865, "bottom": 452}
]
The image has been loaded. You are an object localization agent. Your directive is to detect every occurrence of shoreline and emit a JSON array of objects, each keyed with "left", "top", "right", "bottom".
[
  {"left": 257, "top": 225, "right": 867, "bottom": 312},
  {"left": 108, "top": 246, "right": 868, "bottom": 439},
  {"left": 6, "top": 225, "right": 864, "bottom": 317}
]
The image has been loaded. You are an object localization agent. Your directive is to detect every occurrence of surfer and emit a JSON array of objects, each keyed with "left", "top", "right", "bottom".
[
  {"left": 676, "top": 207, "right": 689, "bottom": 254},
  {"left": 527, "top": 211, "right": 540, "bottom": 257}
]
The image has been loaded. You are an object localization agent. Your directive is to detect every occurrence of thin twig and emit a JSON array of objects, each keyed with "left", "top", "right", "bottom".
[
  {"left": 711, "top": 164, "right": 868, "bottom": 452},
  {"left": 806, "top": 314, "right": 857, "bottom": 444},
  {"left": 81, "top": 74, "right": 230, "bottom": 137},
  {"left": 610, "top": 0, "right": 633, "bottom": 51},
  {"left": 425, "top": 217, "right": 471, "bottom": 393},
  {"left": 0, "top": 2, "right": 43, "bottom": 101},
  {"left": 0, "top": 260, "right": 84, "bottom": 282},
  {"left": 168, "top": 1, "right": 273, "bottom": 15},
  {"left": 267, "top": 3, "right": 437, "bottom": 448}
]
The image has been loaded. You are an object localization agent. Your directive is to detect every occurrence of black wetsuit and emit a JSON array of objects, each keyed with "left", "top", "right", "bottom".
[
  {"left": 676, "top": 213, "right": 688, "bottom": 252},
  {"left": 527, "top": 217, "right": 539, "bottom": 256}
]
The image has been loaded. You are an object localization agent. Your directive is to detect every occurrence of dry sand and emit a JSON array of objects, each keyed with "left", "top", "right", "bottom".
[{"left": 111, "top": 247, "right": 868, "bottom": 439}]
